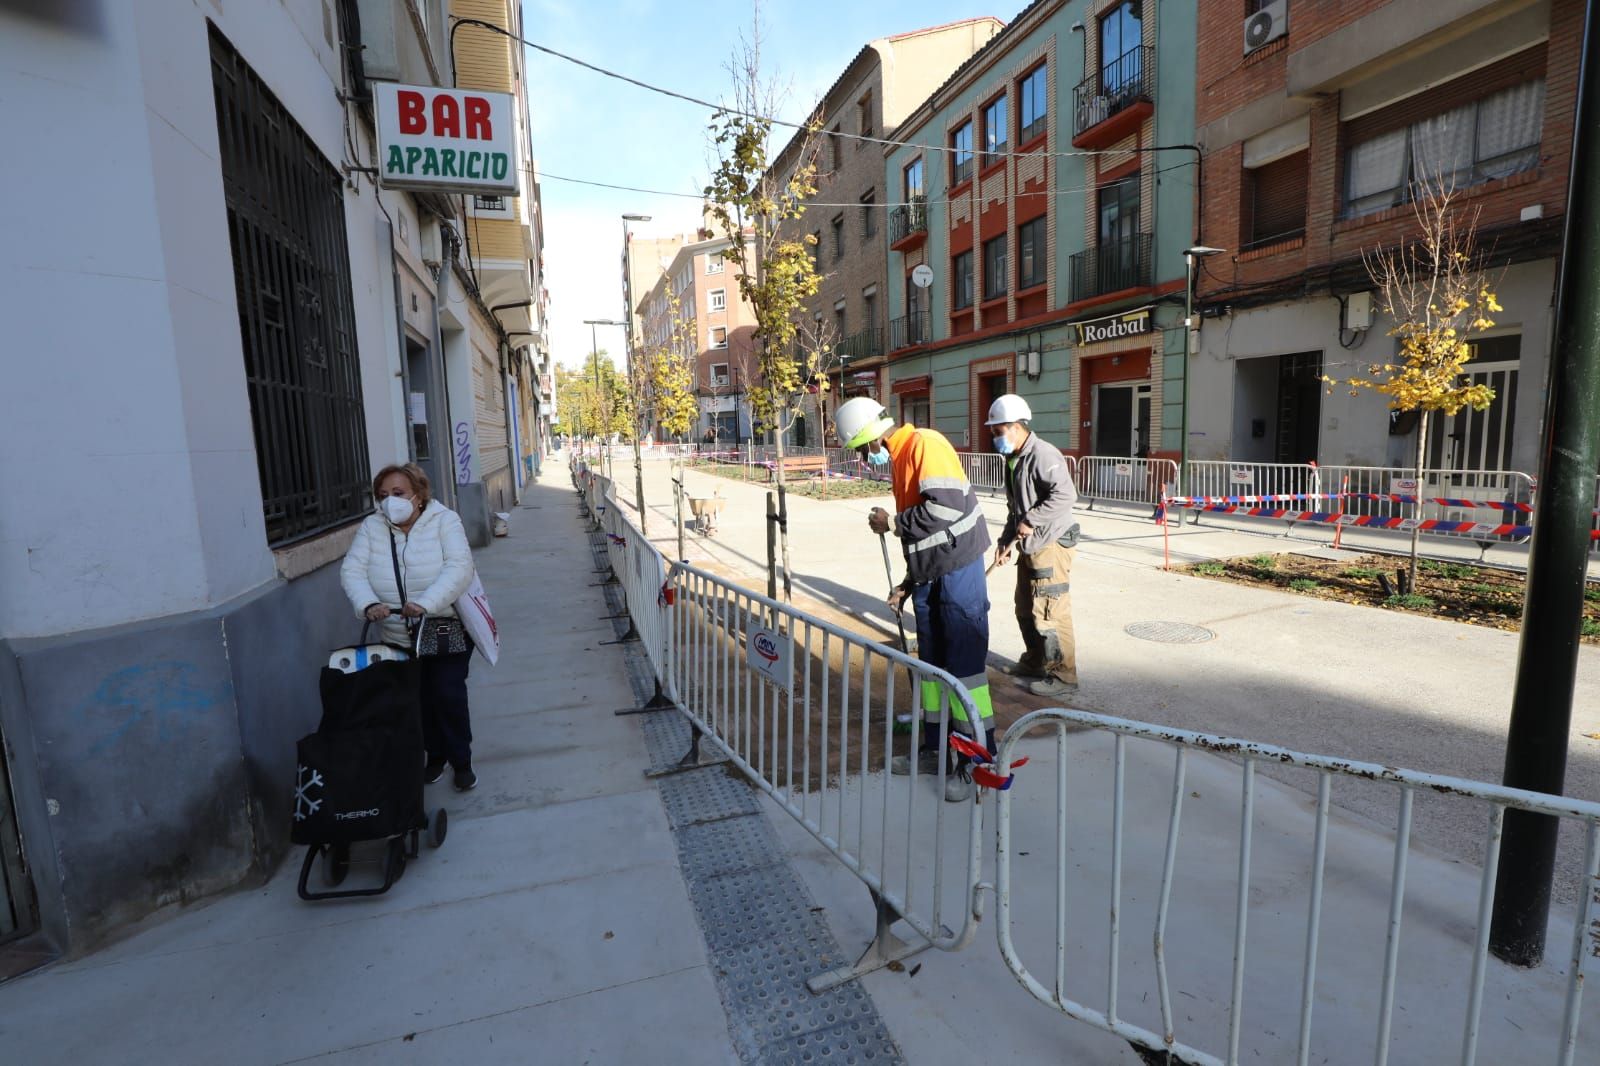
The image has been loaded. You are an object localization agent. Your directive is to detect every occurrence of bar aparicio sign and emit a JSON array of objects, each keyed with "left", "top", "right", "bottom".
[
  {"left": 1073, "top": 307, "right": 1152, "bottom": 346},
  {"left": 375, "top": 83, "right": 518, "bottom": 195}
]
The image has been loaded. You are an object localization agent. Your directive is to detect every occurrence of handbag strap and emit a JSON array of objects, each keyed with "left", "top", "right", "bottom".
[{"left": 386, "top": 527, "right": 408, "bottom": 605}]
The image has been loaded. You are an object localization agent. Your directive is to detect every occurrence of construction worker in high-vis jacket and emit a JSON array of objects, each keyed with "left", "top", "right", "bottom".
[{"left": 834, "top": 397, "right": 993, "bottom": 803}]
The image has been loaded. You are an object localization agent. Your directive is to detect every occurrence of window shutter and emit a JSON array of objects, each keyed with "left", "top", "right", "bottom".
[{"left": 1250, "top": 151, "right": 1308, "bottom": 244}]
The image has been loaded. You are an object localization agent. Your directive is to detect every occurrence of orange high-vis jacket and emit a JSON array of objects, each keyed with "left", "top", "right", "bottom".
[{"left": 884, "top": 423, "right": 991, "bottom": 586}]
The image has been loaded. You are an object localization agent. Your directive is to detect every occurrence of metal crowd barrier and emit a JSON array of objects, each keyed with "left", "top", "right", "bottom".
[
  {"left": 1319, "top": 466, "right": 1536, "bottom": 553},
  {"left": 994, "top": 708, "right": 1600, "bottom": 1066},
  {"left": 574, "top": 459, "right": 988, "bottom": 993},
  {"left": 1078, "top": 456, "right": 1178, "bottom": 513},
  {"left": 1181, "top": 460, "right": 1321, "bottom": 523}
]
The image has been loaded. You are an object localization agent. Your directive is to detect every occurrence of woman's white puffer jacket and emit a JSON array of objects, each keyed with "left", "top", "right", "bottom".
[{"left": 340, "top": 502, "right": 475, "bottom": 647}]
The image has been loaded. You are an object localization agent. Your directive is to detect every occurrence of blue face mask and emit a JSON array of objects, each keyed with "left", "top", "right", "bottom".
[
  {"left": 993, "top": 433, "right": 1015, "bottom": 456},
  {"left": 866, "top": 447, "right": 890, "bottom": 467}
]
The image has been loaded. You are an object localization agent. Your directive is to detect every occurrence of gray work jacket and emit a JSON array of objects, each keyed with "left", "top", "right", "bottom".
[{"left": 999, "top": 431, "right": 1079, "bottom": 555}]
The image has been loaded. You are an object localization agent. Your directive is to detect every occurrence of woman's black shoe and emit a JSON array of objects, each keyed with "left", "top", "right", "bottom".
[
  {"left": 423, "top": 758, "right": 448, "bottom": 784},
  {"left": 453, "top": 767, "right": 478, "bottom": 792}
]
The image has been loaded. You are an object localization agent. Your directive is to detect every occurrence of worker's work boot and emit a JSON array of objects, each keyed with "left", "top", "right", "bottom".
[
  {"left": 1028, "top": 676, "right": 1079, "bottom": 698},
  {"left": 890, "top": 749, "right": 943, "bottom": 776}
]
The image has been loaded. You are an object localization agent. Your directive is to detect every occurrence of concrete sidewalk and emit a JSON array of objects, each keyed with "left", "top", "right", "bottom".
[{"left": 0, "top": 472, "right": 739, "bottom": 1065}]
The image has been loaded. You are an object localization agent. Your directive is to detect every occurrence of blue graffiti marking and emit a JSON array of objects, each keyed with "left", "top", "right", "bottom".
[{"left": 76, "top": 661, "right": 232, "bottom": 756}]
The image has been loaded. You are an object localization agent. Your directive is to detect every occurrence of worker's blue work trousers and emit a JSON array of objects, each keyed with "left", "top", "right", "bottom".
[{"left": 910, "top": 557, "right": 994, "bottom": 754}]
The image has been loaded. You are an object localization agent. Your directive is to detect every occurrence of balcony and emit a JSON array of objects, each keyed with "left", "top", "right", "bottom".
[
  {"left": 888, "top": 198, "right": 928, "bottom": 252},
  {"left": 1069, "top": 233, "right": 1153, "bottom": 304},
  {"left": 889, "top": 312, "right": 932, "bottom": 351},
  {"left": 837, "top": 326, "right": 883, "bottom": 362},
  {"left": 1073, "top": 46, "right": 1153, "bottom": 148}
]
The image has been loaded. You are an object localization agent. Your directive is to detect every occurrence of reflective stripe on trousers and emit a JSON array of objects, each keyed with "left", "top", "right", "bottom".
[{"left": 910, "top": 556, "right": 992, "bottom": 729}]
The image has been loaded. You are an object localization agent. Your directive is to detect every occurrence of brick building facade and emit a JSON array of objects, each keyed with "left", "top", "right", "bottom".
[
  {"left": 1190, "top": 0, "right": 1575, "bottom": 472},
  {"left": 881, "top": 0, "right": 1198, "bottom": 460}
]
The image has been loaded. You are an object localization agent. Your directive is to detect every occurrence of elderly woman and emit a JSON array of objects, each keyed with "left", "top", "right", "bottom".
[{"left": 340, "top": 463, "right": 480, "bottom": 791}]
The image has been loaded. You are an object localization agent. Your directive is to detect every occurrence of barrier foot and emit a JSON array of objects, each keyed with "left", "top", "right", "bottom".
[
  {"left": 644, "top": 725, "right": 728, "bottom": 778},
  {"left": 599, "top": 619, "right": 639, "bottom": 645},
  {"left": 805, "top": 890, "right": 936, "bottom": 994},
  {"left": 616, "top": 679, "right": 676, "bottom": 715}
]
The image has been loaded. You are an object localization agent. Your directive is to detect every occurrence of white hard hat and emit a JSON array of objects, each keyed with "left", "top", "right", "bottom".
[
  {"left": 985, "top": 394, "right": 1033, "bottom": 425},
  {"left": 835, "top": 397, "right": 894, "bottom": 449}
]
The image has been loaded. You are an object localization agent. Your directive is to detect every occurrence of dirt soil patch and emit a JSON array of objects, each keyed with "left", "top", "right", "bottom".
[{"left": 1180, "top": 552, "right": 1600, "bottom": 642}]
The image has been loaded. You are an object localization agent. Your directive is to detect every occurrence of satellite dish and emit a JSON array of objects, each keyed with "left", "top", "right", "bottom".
[{"left": 911, "top": 264, "right": 934, "bottom": 289}]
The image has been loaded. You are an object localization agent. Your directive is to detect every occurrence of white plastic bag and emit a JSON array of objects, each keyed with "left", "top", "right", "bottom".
[{"left": 455, "top": 572, "right": 500, "bottom": 665}]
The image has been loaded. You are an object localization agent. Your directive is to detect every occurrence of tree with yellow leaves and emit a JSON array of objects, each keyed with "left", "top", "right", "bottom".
[
  {"left": 704, "top": 5, "right": 825, "bottom": 600},
  {"left": 1330, "top": 176, "right": 1501, "bottom": 593}
]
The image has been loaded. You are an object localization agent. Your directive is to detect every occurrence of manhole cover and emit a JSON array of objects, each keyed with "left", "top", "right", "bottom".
[{"left": 1124, "top": 621, "right": 1215, "bottom": 644}]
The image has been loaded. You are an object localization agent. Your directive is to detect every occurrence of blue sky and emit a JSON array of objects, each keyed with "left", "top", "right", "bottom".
[{"left": 520, "top": 0, "right": 1023, "bottom": 368}]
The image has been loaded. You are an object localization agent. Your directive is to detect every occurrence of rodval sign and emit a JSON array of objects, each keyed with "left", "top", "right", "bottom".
[{"left": 374, "top": 83, "right": 519, "bottom": 196}]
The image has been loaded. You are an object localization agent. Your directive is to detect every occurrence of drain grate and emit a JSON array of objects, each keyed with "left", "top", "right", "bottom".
[{"left": 1124, "top": 620, "right": 1216, "bottom": 644}]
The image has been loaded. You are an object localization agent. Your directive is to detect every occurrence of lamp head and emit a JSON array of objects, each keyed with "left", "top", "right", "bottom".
[
  {"left": 623, "top": 213, "right": 651, "bottom": 222},
  {"left": 1185, "top": 245, "right": 1226, "bottom": 258}
]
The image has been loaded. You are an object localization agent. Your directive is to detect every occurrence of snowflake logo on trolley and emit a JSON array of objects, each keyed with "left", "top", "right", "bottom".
[{"left": 294, "top": 765, "right": 324, "bottom": 822}]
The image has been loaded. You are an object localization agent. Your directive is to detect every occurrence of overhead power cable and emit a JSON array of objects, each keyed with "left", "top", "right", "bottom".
[{"left": 451, "top": 17, "right": 1202, "bottom": 165}]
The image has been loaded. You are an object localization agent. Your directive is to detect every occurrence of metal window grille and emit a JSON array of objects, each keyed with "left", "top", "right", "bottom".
[{"left": 210, "top": 27, "right": 371, "bottom": 546}]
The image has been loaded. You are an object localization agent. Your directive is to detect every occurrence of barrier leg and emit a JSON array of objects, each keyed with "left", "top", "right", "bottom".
[
  {"left": 616, "top": 676, "right": 676, "bottom": 715},
  {"left": 645, "top": 720, "right": 729, "bottom": 779},
  {"left": 806, "top": 888, "right": 938, "bottom": 994}
]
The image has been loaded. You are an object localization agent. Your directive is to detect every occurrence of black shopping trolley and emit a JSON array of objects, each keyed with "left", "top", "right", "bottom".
[{"left": 292, "top": 627, "right": 448, "bottom": 900}]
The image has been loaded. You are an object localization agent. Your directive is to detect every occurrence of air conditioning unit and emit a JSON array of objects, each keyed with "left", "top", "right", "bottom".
[{"left": 1243, "top": 0, "right": 1289, "bottom": 56}]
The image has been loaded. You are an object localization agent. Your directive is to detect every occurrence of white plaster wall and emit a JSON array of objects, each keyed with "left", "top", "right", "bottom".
[
  {"left": 1190, "top": 259, "right": 1556, "bottom": 471},
  {"left": 0, "top": 1, "right": 411, "bottom": 639}
]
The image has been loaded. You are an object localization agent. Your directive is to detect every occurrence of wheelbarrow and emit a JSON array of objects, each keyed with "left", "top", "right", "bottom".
[{"left": 688, "top": 495, "right": 725, "bottom": 536}]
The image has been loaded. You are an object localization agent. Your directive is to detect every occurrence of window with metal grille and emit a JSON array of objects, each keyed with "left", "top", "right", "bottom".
[
  {"left": 1244, "top": 150, "right": 1308, "bottom": 248},
  {"left": 210, "top": 26, "right": 370, "bottom": 546}
]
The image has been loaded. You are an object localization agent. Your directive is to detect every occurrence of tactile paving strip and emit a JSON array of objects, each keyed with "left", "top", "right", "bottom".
[
  {"left": 658, "top": 765, "right": 762, "bottom": 829},
  {"left": 641, "top": 709, "right": 694, "bottom": 769},
  {"left": 675, "top": 814, "right": 784, "bottom": 881}
]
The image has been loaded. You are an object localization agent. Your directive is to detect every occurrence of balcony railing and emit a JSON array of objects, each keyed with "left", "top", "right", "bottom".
[
  {"left": 1074, "top": 46, "right": 1153, "bottom": 139},
  {"left": 837, "top": 326, "right": 883, "bottom": 361},
  {"left": 1069, "top": 233, "right": 1153, "bottom": 302},
  {"left": 888, "top": 198, "right": 928, "bottom": 246},
  {"left": 889, "top": 312, "right": 932, "bottom": 350}
]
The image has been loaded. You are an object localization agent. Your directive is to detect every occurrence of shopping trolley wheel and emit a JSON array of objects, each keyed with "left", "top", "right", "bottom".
[
  {"left": 386, "top": 836, "right": 408, "bottom": 883},
  {"left": 429, "top": 807, "right": 448, "bottom": 849},
  {"left": 322, "top": 843, "right": 350, "bottom": 887}
]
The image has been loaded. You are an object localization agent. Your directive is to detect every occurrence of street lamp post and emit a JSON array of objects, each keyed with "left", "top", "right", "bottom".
[
  {"left": 1180, "top": 246, "right": 1226, "bottom": 470},
  {"left": 622, "top": 213, "right": 652, "bottom": 533},
  {"left": 582, "top": 318, "right": 627, "bottom": 480}
]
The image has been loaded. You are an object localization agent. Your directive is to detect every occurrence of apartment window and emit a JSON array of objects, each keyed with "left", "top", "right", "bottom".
[
  {"left": 904, "top": 158, "right": 925, "bottom": 201},
  {"left": 1100, "top": 1, "right": 1144, "bottom": 93},
  {"left": 831, "top": 215, "right": 845, "bottom": 261},
  {"left": 830, "top": 125, "right": 842, "bottom": 171},
  {"left": 860, "top": 189, "right": 877, "bottom": 238},
  {"left": 863, "top": 288, "right": 877, "bottom": 331},
  {"left": 711, "top": 362, "right": 730, "bottom": 385},
  {"left": 1098, "top": 175, "right": 1141, "bottom": 247},
  {"left": 710, "top": 327, "right": 728, "bottom": 349},
  {"left": 708, "top": 288, "right": 726, "bottom": 312},
  {"left": 953, "top": 250, "right": 974, "bottom": 309},
  {"left": 1344, "top": 78, "right": 1546, "bottom": 218},
  {"left": 834, "top": 301, "right": 847, "bottom": 342},
  {"left": 983, "top": 236, "right": 1008, "bottom": 299},
  {"left": 1020, "top": 64, "right": 1048, "bottom": 143},
  {"left": 210, "top": 26, "right": 369, "bottom": 546},
  {"left": 982, "top": 95, "right": 1009, "bottom": 167},
  {"left": 1245, "top": 150, "right": 1308, "bottom": 248},
  {"left": 950, "top": 121, "right": 974, "bottom": 185},
  {"left": 473, "top": 194, "right": 506, "bottom": 211},
  {"left": 705, "top": 254, "right": 724, "bottom": 274},
  {"left": 1017, "top": 216, "right": 1046, "bottom": 289},
  {"left": 859, "top": 91, "right": 874, "bottom": 141}
]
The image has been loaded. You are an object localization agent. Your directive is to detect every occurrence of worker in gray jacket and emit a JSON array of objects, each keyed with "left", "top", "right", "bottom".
[{"left": 988, "top": 395, "right": 1081, "bottom": 697}]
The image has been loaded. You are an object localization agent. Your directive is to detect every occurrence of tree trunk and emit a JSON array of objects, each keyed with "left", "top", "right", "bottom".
[{"left": 1410, "top": 410, "right": 1427, "bottom": 594}]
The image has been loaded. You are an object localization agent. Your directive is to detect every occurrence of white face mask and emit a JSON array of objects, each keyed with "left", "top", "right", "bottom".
[{"left": 381, "top": 495, "right": 415, "bottom": 524}]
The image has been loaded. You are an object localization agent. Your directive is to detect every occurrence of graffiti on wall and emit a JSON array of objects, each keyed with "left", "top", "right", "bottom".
[{"left": 455, "top": 421, "right": 473, "bottom": 485}]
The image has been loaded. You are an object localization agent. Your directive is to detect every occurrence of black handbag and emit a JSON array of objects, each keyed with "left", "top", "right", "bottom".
[{"left": 388, "top": 527, "right": 469, "bottom": 657}]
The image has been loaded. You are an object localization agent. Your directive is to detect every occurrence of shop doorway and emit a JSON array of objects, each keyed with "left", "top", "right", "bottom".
[
  {"left": 1231, "top": 351, "right": 1322, "bottom": 463},
  {"left": 1093, "top": 382, "right": 1151, "bottom": 456}
]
